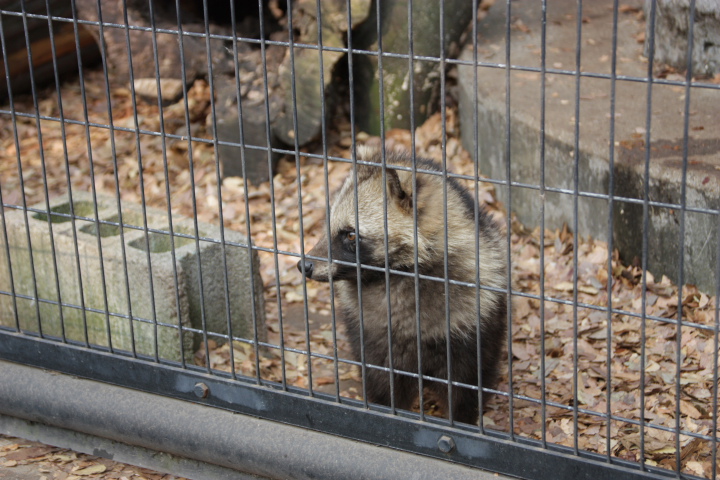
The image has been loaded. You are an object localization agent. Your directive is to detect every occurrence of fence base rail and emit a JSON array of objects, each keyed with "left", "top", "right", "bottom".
[
  {"left": 0, "top": 414, "right": 259, "bottom": 480},
  {"left": 0, "top": 359, "right": 502, "bottom": 480}
]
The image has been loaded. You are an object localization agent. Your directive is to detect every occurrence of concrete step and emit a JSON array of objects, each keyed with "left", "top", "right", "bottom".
[{"left": 458, "top": 0, "right": 720, "bottom": 293}]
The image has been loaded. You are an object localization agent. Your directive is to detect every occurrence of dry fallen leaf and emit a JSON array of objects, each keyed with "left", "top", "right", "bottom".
[
  {"left": 73, "top": 464, "right": 108, "bottom": 475},
  {"left": 3, "top": 445, "right": 56, "bottom": 461}
]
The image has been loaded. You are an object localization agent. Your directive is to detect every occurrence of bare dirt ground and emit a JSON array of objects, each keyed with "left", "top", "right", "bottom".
[{"left": 1, "top": 68, "right": 718, "bottom": 479}]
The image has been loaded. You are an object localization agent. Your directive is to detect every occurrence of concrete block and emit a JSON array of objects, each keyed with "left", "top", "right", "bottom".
[
  {"left": 0, "top": 192, "right": 266, "bottom": 362},
  {"left": 458, "top": 0, "right": 720, "bottom": 292}
]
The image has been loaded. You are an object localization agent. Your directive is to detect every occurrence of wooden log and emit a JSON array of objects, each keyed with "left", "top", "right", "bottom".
[{"left": 0, "top": 2, "right": 99, "bottom": 97}]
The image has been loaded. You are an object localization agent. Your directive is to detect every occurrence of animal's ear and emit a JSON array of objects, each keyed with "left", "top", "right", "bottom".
[
  {"left": 357, "top": 144, "right": 378, "bottom": 162},
  {"left": 355, "top": 162, "right": 375, "bottom": 181},
  {"left": 387, "top": 168, "right": 413, "bottom": 212},
  {"left": 355, "top": 144, "right": 381, "bottom": 181}
]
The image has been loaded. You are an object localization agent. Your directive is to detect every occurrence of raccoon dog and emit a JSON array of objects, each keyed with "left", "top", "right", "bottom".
[{"left": 297, "top": 147, "right": 507, "bottom": 424}]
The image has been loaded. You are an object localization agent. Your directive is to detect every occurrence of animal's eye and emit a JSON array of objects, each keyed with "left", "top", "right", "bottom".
[{"left": 346, "top": 231, "right": 357, "bottom": 242}]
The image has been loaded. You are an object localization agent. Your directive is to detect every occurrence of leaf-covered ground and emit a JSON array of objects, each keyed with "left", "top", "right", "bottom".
[
  {"left": 1, "top": 70, "right": 718, "bottom": 479},
  {"left": 0, "top": 434, "right": 186, "bottom": 479}
]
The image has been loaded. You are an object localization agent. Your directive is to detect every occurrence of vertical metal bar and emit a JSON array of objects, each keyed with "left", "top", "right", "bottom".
[
  {"left": 503, "top": 0, "right": 514, "bottom": 438},
  {"left": 88, "top": 0, "right": 114, "bottom": 352},
  {"left": 438, "top": 0, "right": 454, "bottom": 425},
  {"left": 93, "top": 0, "right": 136, "bottom": 355},
  {"left": 437, "top": 0, "right": 458, "bottom": 424},
  {"left": 202, "top": 0, "right": 235, "bottom": 379},
  {"left": 147, "top": 0, "right": 180, "bottom": 360},
  {"left": 76, "top": 0, "right": 116, "bottom": 350},
  {"left": 255, "top": 0, "right": 285, "bottom": 383},
  {"left": 118, "top": 0, "right": 161, "bottom": 362},
  {"left": 20, "top": 0, "right": 65, "bottom": 340},
  {"left": 639, "top": 2, "right": 660, "bottom": 471},
  {"left": 675, "top": 0, "right": 696, "bottom": 474},
  {"left": 0, "top": 186, "right": 15, "bottom": 330},
  {"left": 605, "top": 0, "right": 620, "bottom": 463},
  {"left": 538, "top": 0, "right": 548, "bottom": 448},
  {"left": 0, "top": 194, "right": 16, "bottom": 331},
  {"left": 640, "top": 0, "right": 657, "bottom": 470},
  {"left": 0, "top": 11, "right": 18, "bottom": 328},
  {"left": 285, "top": 0, "right": 313, "bottom": 395},
  {"left": 312, "top": 0, "right": 340, "bottom": 401},
  {"left": 713, "top": 216, "right": 720, "bottom": 480},
  {"left": 345, "top": 0, "right": 368, "bottom": 408},
  {"left": 375, "top": 0, "right": 396, "bottom": 413},
  {"left": 0, "top": 14, "right": 25, "bottom": 332},
  {"left": 258, "top": 0, "right": 285, "bottom": 386},
  {"left": 167, "top": 0, "right": 209, "bottom": 369},
  {"left": 407, "top": 0, "right": 424, "bottom": 423},
  {"left": 229, "top": 0, "right": 262, "bottom": 382},
  {"left": 44, "top": 0, "right": 88, "bottom": 344},
  {"left": 86, "top": 0, "right": 114, "bottom": 351},
  {"left": 571, "top": 0, "right": 583, "bottom": 456},
  {"left": 146, "top": 1, "right": 184, "bottom": 368},
  {"left": 471, "top": 0, "right": 484, "bottom": 433}
]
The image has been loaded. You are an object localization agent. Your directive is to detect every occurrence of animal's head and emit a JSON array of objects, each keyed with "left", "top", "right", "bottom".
[{"left": 296, "top": 146, "right": 445, "bottom": 282}]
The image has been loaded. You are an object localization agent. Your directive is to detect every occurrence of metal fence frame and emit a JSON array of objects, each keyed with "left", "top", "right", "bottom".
[{"left": 0, "top": 1, "right": 718, "bottom": 479}]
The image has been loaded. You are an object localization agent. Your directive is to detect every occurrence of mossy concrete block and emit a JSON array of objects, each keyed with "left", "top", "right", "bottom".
[{"left": 0, "top": 192, "right": 265, "bottom": 362}]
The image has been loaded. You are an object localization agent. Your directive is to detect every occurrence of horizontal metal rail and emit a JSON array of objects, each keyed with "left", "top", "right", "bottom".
[
  {"left": 0, "top": 358, "right": 501, "bottom": 480},
  {"left": 0, "top": 331, "right": 690, "bottom": 480}
]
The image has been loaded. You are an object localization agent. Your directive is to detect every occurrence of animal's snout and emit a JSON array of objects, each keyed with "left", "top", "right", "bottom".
[{"left": 297, "top": 259, "right": 314, "bottom": 279}]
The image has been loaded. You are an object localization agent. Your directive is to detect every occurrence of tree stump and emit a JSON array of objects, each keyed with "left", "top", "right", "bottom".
[{"left": 354, "top": 0, "right": 476, "bottom": 135}]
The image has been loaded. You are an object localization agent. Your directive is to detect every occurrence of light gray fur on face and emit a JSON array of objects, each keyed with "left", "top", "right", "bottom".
[
  {"left": 328, "top": 161, "right": 426, "bottom": 267},
  {"left": 305, "top": 146, "right": 507, "bottom": 339}
]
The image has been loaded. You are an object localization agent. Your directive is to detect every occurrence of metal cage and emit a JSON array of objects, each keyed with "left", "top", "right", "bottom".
[{"left": 1, "top": 1, "right": 719, "bottom": 479}]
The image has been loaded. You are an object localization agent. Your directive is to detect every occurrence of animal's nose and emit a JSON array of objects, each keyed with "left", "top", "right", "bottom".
[{"left": 297, "top": 259, "right": 314, "bottom": 278}]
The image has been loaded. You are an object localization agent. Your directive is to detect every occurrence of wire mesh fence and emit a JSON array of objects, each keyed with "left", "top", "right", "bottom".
[{"left": 0, "top": 1, "right": 719, "bottom": 479}]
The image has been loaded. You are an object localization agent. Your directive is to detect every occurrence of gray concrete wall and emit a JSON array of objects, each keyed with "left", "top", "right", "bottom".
[{"left": 458, "top": 0, "right": 720, "bottom": 293}]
